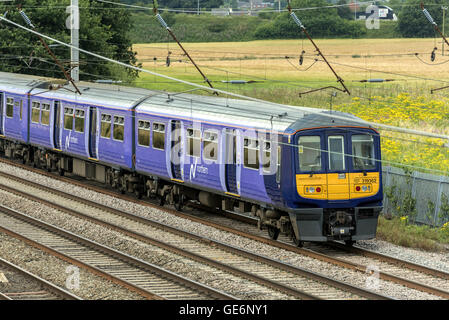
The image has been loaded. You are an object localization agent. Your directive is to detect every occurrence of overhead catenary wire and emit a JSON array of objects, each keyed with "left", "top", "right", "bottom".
[
  {"left": 285, "top": 0, "right": 350, "bottom": 96},
  {"left": 2, "top": 15, "right": 449, "bottom": 143},
  {"left": 3, "top": 52, "right": 448, "bottom": 157}
]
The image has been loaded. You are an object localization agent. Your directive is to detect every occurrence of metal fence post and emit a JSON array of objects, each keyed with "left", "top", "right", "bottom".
[{"left": 434, "top": 176, "right": 444, "bottom": 226}]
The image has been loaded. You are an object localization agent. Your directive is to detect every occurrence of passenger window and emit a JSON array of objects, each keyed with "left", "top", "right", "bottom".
[
  {"left": 138, "top": 120, "right": 151, "bottom": 147},
  {"left": 74, "top": 109, "right": 85, "bottom": 133},
  {"left": 113, "top": 116, "right": 124, "bottom": 142},
  {"left": 262, "top": 141, "right": 271, "bottom": 172},
  {"left": 203, "top": 131, "right": 218, "bottom": 161},
  {"left": 152, "top": 123, "right": 165, "bottom": 150},
  {"left": 64, "top": 108, "right": 74, "bottom": 130},
  {"left": 32, "top": 102, "right": 40, "bottom": 123},
  {"left": 187, "top": 128, "right": 201, "bottom": 158},
  {"left": 352, "top": 135, "right": 376, "bottom": 170},
  {"left": 100, "top": 114, "right": 111, "bottom": 138},
  {"left": 41, "top": 103, "right": 50, "bottom": 126},
  {"left": 328, "top": 136, "right": 345, "bottom": 171},
  {"left": 244, "top": 137, "right": 260, "bottom": 170},
  {"left": 6, "top": 98, "right": 13, "bottom": 118},
  {"left": 298, "top": 136, "right": 322, "bottom": 172}
]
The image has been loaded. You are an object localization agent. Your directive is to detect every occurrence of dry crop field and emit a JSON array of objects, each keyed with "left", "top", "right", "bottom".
[{"left": 132, "top": 39, "right": 449, "bottom": 175}]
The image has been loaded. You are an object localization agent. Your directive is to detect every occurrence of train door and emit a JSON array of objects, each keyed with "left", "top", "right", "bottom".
[
  {"left": 0, "top": 92, "right": 3, "bottom": 135},
  {"left": 53, "top": 101, "right": 61, "bottom": 149},
  {"left": 89, "top": 107, "right": 97, "bottom": 159},
  {"left": 225, "top": 128, "right": 239, "bottom": 194},
  {"left": 171, "top": 120, "right": 183, "bottom": 180},
  {"left": 326, "top": 131, "right": 350, "bottom": 201}
]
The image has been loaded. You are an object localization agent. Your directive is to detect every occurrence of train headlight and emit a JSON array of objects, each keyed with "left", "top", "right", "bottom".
[
  {"left": 305, "top": 186, "right": 323, "bottom": 194},
  {"left": 355, "top": 184, "right": 372, "bottom": 193}
]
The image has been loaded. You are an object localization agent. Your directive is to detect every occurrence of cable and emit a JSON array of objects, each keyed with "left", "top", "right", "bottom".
[
  {"left": 2, "top": 15, "right": 449, "bottom": 142},
  {"left": 414, "top": 52, "right": 449, "bottom": 66}
]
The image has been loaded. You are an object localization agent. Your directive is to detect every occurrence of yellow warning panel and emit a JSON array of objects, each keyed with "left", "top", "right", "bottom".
[{"left": 296, "top": 172, "right": 380, "bottom": 200}]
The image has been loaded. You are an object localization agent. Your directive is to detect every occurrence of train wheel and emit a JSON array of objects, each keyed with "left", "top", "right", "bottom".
[
  {"left": 344, "top": 240, "right": 355, "bottom": 247},
  {"left": 159, "top": 195, "right": 165, "bottom": 206},
  {"left": 292, "top": 235, "right": 304, "bottom": 248},
  {"left": 267, "top": 226, "right": 280, "bottom": 240},
  {"left": 174, "top": 194, "right": 184, "bottom": 212}
]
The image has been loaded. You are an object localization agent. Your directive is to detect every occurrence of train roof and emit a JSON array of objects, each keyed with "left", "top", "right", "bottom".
[{"left": 0, "top": 71, "right": 370, "bottom": 133}]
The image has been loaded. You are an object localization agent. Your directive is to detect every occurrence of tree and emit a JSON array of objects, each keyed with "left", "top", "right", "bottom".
[
  {"left": 0, "top": 0, "right": 140, "bottom": 81},
  {"left": 122, "top": 0, "right": 224, "bottom": 9},
  {"left": 254, "top": 0, "right": 365, "bottom": 39},
  {"left": 336, "top": 0, "right": 353, "bottom": 20},
  {"left": 398, "top": 0, "right": 445, "bottom": 37}
]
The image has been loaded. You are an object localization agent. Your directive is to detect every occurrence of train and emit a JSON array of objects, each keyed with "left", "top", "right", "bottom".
[{"left": 0, "top": 71, "right": 383, "bottom": 246}]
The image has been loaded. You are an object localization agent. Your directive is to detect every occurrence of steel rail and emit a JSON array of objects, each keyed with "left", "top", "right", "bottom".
[
  {"left": 0, "top": 204, "right": 235, "bottom": 300},
  {"left": 0, "top": 257, "right": 82, "bottom": 300},
  {"left": 0, "top": 170, "right": 391, "bottom": 300},
  {"left": 0, "top": 181, "right": 317, "bottom": 300},
  {"left": 1, "top": 158, "right": 448, "bottom": 298}
]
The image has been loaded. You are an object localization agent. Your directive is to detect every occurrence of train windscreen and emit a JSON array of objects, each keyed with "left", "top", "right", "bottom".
[{"left": 352, "top": 135, "right": 376, "bottom": 170}]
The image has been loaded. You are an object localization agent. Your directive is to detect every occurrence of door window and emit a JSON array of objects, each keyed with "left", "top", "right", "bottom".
[{"left": 328, "top": 136, "right": 345, "bottom": 171}]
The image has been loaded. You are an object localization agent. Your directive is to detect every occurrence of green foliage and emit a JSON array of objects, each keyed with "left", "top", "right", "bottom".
[
  {"left": 377, "top": 216, "right": 449, "bottom": 251},
  {"left": 130, "top": 12, "right": 264, "bottom": 43},
  {"left": 253, "top": 0, "right": 365, "bottom": 39},
  {"left": 426, "top": 198, "right": 436, "bottom": 226},
  {"left": 397, "top": 0, "right": 446, "bottom": 37},
  {"left": 0, "top": 0, "right": 140, "bottom": 81},
  {"left": 336, "top": 0, "right": 353, "bottom": 20},
  {"left": 121, "top": 0, "right": 224, "bottom": 8},
  {"left": 439, "top": 193, "right": 449, "bottom": 224}
]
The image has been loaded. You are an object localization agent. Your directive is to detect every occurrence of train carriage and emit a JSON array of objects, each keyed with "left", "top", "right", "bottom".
[{"left": 0, "top": 71, "right": 383, "bottom": 246}]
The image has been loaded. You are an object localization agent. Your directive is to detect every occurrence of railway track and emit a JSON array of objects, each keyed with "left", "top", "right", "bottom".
[
  {"left": 0, "top": 171, "right": 390, "bottom": 300},
  {"left": 0, "top": 257, "right": 81, "bottom": 300},
  {"left": 0, "top": 157, "right": 448, "bottom": 299},
  {"left": 0, "top": 204, "right": 235, "bottom": 300}
]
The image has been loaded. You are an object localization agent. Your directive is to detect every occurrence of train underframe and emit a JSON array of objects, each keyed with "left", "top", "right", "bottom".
[{"left": 0, "top": 138, "right": 381, "bottom": 247}]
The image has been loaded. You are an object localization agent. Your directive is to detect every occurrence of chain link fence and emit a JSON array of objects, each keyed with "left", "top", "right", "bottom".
[{"left": 382, "top": 166, "right": 449, "bottom": 227}]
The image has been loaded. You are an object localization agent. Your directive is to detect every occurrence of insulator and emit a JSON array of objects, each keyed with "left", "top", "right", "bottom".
[
  {"left": 431, "top": 48, "right": 437, "bottom": 62},
  {"left": 299, "top": 50, "right": 305, "bottom": 65},
  {"left": 156, "top": 14, "right": 169, "bottom": 29},
  {"left": 290, "top": 12, "right": 305, "bottom": 29},
  {"left": 423, "top": 9, "right": 437, "bottom": 25},
  {"left": 20, "top": 10, "right": 34, "bottom": 28}
]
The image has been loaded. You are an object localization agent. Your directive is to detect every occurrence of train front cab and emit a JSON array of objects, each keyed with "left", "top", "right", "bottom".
[{"left": 285, "top": 126, "right": 383, "bottom": 243}]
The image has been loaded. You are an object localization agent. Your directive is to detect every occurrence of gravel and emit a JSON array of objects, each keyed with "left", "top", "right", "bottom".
[
  {"left": 0, "top": 162, "right": 447, "bottom": 300},
  {"left": 0, "top": 233, "right": 145, "bottom": 300}
]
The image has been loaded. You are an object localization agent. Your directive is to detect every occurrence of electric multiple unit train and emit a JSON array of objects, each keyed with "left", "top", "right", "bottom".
[{"left": 0, "top": 72, "right": 382, "bottom": 246}]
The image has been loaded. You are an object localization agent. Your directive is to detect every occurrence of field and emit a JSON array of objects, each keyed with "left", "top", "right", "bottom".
[{"left": 131, "top": 38, "right": 449, "bottom": 175}]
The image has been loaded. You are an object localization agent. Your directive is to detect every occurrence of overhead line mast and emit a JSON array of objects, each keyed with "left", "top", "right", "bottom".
[
  {"left": 287, "top": 0, "right": 350, "bottom": 96},
  {"left": 152, "top": 0, "right": 217, "bottom": 94},
  {"left": 4, "top": 14, "right": 449, "bottom": 142},
  {"left": 420, "top": 2, "right": 449, "bottom": 94},
  {"left": 17, "top": 6, "right": 81, "bottom": 95}
]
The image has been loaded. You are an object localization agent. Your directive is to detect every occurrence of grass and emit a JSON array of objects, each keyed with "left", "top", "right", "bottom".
[
  {"left": 127, "top": 38, "right": 449, "bottom": 249},
  {"left": 130, "top": 39, "right": 449, "bottom": 177},
  {"left": 377, "top": 215, "right": 449, "bottom": 251}
]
